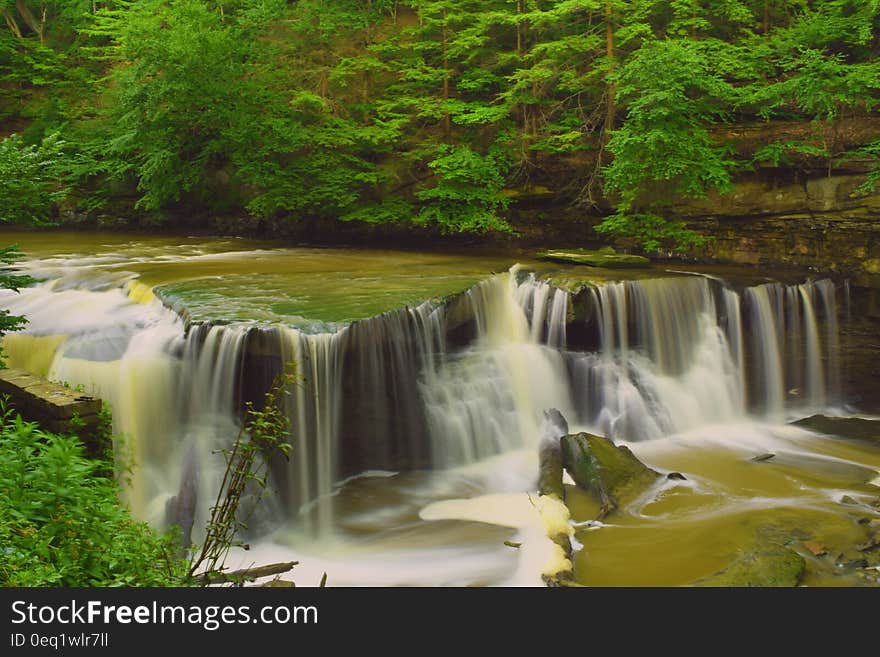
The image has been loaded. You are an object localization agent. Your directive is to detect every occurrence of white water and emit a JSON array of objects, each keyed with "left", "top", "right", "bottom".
[{"left": 0, "top": 253, "right": 853, "bottom": 585}]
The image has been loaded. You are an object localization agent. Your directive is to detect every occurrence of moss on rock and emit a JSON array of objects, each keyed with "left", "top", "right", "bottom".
[
  {"left": 693, "top": 546, "right": 806, "bottom": 587},
  {"left": 560, "top": 432, "right": 661, "bottom": 517}
]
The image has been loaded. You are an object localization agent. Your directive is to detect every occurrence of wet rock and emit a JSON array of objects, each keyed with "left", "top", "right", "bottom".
[
  {"left": 804, "top": 541, "right": 828, "bottom": 557},
  {"left": 693, "top": 546, "right": 806, "bottom": 587},
  {"left": 841, "top": 495, "right": 859, "bottom": 505},
  {"left": 750, "top": 453, "right": 776, "bottom": 463},
  {"left": 666, "top": 472, "right": 688, "bottom": 481},
  {"left": 560, "top": 432, "right": 661, "bottom": 518},
  {"left": 536, "top": 249, "right": 650, "bottom": 269},
  {"left": 856, "top": 536, "right": 879, "bottom": 552},
  {"left": 839, "top": 557, "right": 869, "bottom": 569},
  {"left": 791, "top": 415, "right": 880, "bottom": 445}
]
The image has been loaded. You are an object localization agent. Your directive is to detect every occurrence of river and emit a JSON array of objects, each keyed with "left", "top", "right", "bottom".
[{"left": 1, "top": 230, "right": 878, "bottom": 586}]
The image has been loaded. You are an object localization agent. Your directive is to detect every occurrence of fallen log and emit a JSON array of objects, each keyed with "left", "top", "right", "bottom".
[
  {"left": 539, "top": 409, "right": 568, "bottom": 500},
  {"left": 198, "top": 561, "right": 298, "bottom": 585}
]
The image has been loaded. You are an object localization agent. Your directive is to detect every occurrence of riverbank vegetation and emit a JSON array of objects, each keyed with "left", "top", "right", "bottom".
[
  {"left": 1, "top": 2, "right": 878, "bottom": 248},
  {"left": 0, "top": 362, "right": 295, "bottom": 587},
  {"left": 0, "top": 404, "right": 189, "bottom": 586}
]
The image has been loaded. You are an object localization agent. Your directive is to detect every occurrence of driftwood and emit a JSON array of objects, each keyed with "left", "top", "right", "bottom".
[
  {"left": 538, "top": 409, "right": 568, "bottom": 500},
  {"left": 198, "top": 561, "right": 298, "bottom": 585}
]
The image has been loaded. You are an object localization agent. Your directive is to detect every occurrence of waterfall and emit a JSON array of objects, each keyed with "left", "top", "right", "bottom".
[
  {"left": 515, "top": 277, "right": 569, "bottom": 347},
  {"left": 744, "top": 284, "right": 787, "bottom": 418},
  {"left": 816, "top": 279, "right": 841, "bottom": 405},
  {"left": 0, "top": 260, "right": 845, "bottom": 540},
  {"left": 798, "top": 284, "right": 825, "bottom": 409},
  {"left": 721, "top": 287, "right": 746, "bottom": 404},
  {"left": 571, "top": 277, "right": 743, "bottom": 440},
  {"left": 785, "top": 285, "right": 803, "bottom": 405},
  {"left": 279, "top": 328, "right": 347, "bottom": 538},
  {"left": 568, "top": 276, "right": 841, "bottom": 436},
  {"left": 422, "top": 274, "right": 574, "bottom": 468}
]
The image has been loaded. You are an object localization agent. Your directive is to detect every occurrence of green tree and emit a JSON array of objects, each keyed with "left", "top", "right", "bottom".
[
  {"left": 415, "top": 143, "right": 512, "bottom": 233},
  {"left": 599, "top": 38, "right": 738, "bottom": 250},
  {"left": 0, "top": 132, "right": 66, "bottom": 351},
  {"left": 82, "top": 0, "right": 260, "bottom": 214},
  {"left": 0, "top": 131, "right": 67, "bottom": 224}
]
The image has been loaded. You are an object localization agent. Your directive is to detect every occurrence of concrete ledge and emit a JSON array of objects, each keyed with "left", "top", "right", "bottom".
[{"left": 0, "top": 368, "right": 106, "bottom": 457}]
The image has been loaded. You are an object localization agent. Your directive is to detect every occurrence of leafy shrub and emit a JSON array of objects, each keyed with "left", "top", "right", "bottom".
[{"left": 0, "top": 404, "right": 188, "bottom": 587}]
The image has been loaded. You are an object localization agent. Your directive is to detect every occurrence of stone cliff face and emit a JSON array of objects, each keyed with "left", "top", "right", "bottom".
[
  {"left": 675, "top": 163, "right": 879, "bottom": 278},
  {"left": 663, "top": 119, "right": 880, "bottom": 281}
]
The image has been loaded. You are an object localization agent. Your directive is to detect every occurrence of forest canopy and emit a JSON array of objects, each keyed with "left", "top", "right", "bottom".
[{"left": 1, "top": 0, "right": 878, "bottom": 249}]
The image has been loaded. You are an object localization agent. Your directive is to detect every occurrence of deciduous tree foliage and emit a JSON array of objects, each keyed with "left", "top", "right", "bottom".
[{"left": 0, "top": 0, "right": 877, "bottom": 248}]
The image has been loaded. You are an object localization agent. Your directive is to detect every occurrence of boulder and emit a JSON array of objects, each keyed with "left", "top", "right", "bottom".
[{"left": 560, "top": 432, "right": 661, "bottom": 518}]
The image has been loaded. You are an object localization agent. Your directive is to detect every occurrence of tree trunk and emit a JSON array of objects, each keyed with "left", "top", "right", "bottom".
[
  {"left": 442, "top": 9, "right": 450, "bottom": 136},
  {"left": 604, "top": 2, "right": 615, "bottom": 136},
  {"left": 516, "top": 0, "right": 523, "bottom": 55},
  {"left": 3, "top": 11, "right": 23, "bottom": 39},
  {"left": 15, "top": 0, "right": 44, "bottom": 45}
]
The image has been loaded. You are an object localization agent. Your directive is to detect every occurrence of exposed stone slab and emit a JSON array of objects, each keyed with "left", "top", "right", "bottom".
[
  {"left": 536, "top": 249, "right": 650, "bottom": 269},
  {"left": 0, "top": 369, "right": 101, "bottom": 420},
  {"left": 0, "top": 368, "right": 105, "bottom": 456},
  {"left": 792, "top": 414, "right": 880, "bottom": 445}
]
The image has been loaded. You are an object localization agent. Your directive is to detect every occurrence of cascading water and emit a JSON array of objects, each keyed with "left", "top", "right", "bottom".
[
  {"left": 564, "top": 275, "right": 842, "bottom": 440},
  {"left": 571, "top": 276, "right": 744, "bottom": 440},
  {"left": 0, "top": 251, "right": 848, "bottom": 561},
  {"left": 422, "top": 273, "right": 574, "bottom": 468}
]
